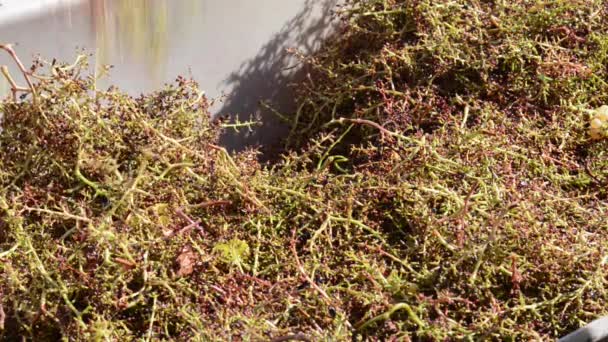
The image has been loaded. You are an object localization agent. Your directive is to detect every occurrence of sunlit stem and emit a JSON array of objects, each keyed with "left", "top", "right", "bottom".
[{"left": 0, "top": 44, "right": 38, "bottom": 104}]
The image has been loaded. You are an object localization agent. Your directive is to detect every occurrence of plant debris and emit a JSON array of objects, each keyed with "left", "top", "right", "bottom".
[{"left": 1, "top": 0, "right": 607, "bottom": 340}]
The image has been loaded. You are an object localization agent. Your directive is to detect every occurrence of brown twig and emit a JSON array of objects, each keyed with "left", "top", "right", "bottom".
[
  {"left": 436, "top": 183, "right": 478, "bottom": 225},
  {"left": 175, "top": 222, "right": 199, "bottom": 236},
  {"left": 585, "top": 159, "right": 603, "bottom": 185},
  {"left": 175, "top": 208, "right": 206, "bottom": 235},
  {"left": 190, "top": 200, "right": 232, "bottom": 209},
  {"left": 115, "top": 257, "right": 137, "bottom": 269},
  {"left": 290, "top": 228, "right": 332, "bottom": 303},
  {"left": 238, "top": 273, "right": 273, "bottom": 288},
  {"left": 0, "top": 44, "right": 38, "bottom": 103},
  {"left": 334, "top": 117, "right": 396, "bottom": 141},
  {"left": 1, "top": 65, "right": 29, "bottom": 101}
]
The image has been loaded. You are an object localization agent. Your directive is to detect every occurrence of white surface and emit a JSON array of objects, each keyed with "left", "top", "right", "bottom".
[{"left": 0, "top": 0, "right": 85, "bottom": 26}]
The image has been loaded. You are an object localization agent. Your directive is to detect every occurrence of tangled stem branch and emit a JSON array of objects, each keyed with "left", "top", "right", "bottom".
[{"left": 0, "top": 44, "right": 38, "bottom": 104}]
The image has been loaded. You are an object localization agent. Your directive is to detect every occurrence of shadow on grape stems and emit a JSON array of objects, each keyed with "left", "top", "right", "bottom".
[{"left": 217, "top": 0, "right": 339, "bottom": 161}]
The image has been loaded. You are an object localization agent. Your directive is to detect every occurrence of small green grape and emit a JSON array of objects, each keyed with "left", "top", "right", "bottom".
[
  {"left": 590, "top": 118, "right": 604, "bottom": 129},
  {"left": 590, "top": 106, "right": 608, "bottom": 140}
]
